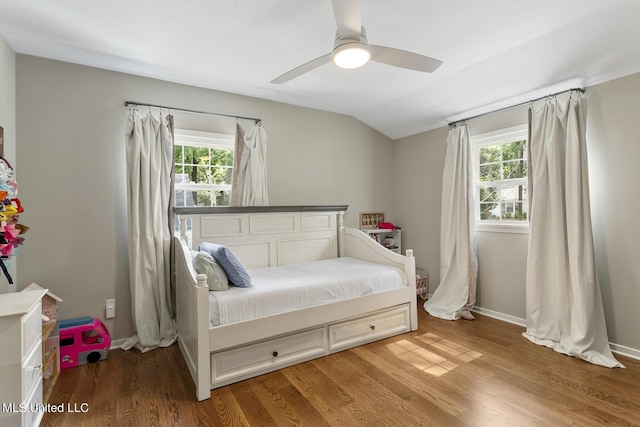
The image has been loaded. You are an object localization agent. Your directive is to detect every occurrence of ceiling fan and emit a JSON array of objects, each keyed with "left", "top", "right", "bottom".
[{"left": 271, "top": 0, "right": 442, "bottom": 84}]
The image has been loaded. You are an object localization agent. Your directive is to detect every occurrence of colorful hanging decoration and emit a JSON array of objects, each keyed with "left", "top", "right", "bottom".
[{"left": 0, "top": 157, "right": 27, "bottom": 284}]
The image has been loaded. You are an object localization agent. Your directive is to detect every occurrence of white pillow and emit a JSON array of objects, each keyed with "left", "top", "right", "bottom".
[
  {"left": 198, "top": 242, "right": 251, "bottom": 287},
  {"left": 193, "top": 251, "right": 229, "bottom": 291}
]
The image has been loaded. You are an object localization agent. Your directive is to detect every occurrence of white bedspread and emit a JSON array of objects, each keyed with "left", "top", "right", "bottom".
[{"left": 208, "top": 257, "right": 407, "bottom": 326}]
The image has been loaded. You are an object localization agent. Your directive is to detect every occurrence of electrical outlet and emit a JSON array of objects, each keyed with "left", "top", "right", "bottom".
[{"left": 106, "top": 299, "right": 116, "bottom": 319}]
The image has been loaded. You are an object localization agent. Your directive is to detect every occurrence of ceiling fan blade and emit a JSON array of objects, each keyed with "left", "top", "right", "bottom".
[
  {"left": 370, "top": 45, "right": 442, "bottom": 73},
  {"left": 331, "top": 0, "right": 362, "bottom": 39},
  {"left": 271, "top": 53, "right": 333, "bottom": 84}
]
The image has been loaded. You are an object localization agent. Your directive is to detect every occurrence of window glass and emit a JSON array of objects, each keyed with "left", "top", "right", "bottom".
[
  {"left": 173, "top": 130, "right": 235, "bottom": 207},
  {"left": 473, "top": 126, "right": 528, "bottom": 225},
  {"left": 82, "top": 329, "right": 103, "bottom": 345}
]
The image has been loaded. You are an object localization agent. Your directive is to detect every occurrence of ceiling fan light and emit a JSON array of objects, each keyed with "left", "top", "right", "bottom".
[{"left": 332, "top": 42, "right": 371, "bottom": 69}]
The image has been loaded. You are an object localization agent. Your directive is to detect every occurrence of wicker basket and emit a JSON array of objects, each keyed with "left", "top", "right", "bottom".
[{"left": 416, "top": 267, "right": 429, "bottom": 300}]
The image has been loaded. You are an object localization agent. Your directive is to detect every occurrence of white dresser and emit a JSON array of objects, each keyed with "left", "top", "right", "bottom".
[{"left": 0, "top": 289, "right": 47, "bottom": 427}]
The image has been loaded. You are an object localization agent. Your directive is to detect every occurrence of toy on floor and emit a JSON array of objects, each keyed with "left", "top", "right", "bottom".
[{"left": 59, "top": 316, "right": 111, "bottom": 369}]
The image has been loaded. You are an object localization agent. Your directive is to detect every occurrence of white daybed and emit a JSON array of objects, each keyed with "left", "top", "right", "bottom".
[{"left": 174, "top": 205, "right": 417, "bottom": 401}]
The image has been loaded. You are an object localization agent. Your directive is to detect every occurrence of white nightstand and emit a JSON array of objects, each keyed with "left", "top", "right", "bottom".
[{"left": 0, "top": 289, "right": 47, "bottom": 427}]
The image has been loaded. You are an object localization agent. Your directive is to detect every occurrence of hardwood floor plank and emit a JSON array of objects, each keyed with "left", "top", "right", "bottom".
[
  {"left": 210, "top": 386, "right": 251, "bottom": 426},
  {"left": 397, "top": 334, "right": 570, "bottom": 425},
  {"left": 312, "top": 352, "right": 412, "bottom": 427},
  {"left": 228, "top": 380, "right": 278, "bottom": 427},
  {"left": 356, "top": 338, "right": 473, "bottom": 417},
  {"left": 245, "top": 371, "right": 330, "bottom": 426},
  {"left": 421, "top": 313, "right": 640, "bottom": 426},
  {"left": 282, "top": 363, "right": 364, "bottom": 426},
  {"left": 361, "top": 343, "right": 505, "bottom": 426},
  {"left": 454, "top": 334, "right": 640, "bottom": 425},
  {"left": 41, "top": 310, "right": 640, "bottom": 427},
  {"left": 318, "top": 350, "right": 461, "bottom": 427}
]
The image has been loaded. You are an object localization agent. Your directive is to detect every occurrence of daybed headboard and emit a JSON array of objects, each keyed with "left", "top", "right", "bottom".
[{"left": 175, "top": 205, "right": 348, "bottom": 269}]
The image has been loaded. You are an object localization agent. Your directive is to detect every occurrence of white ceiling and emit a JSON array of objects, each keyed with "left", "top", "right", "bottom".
[{"left": 1, "top": 0, "right": 639, "bottom": 139}]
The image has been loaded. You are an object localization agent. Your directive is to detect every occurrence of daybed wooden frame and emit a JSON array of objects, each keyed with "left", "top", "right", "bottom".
[{"left": 174, "top": 206, "right": 416, "bottom": 401}]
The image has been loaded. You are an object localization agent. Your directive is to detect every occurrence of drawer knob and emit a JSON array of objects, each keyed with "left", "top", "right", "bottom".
[
  {"left": 27, "top": 363, "right": 42, "bottom": 372},
  {"left": 272, "top": 351, "right": 278, "bottom": 357},
  {"left": 370, "top": 325, "right": 376, "bottom": 331}
]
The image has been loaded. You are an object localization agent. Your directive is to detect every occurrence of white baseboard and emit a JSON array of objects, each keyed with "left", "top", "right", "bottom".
[
  {"left": 471, "top": 306, "right": 640, "bottom": 362},
  {"left": 609, "top": 343, "right": 640, "bottom": 361},
  {"left": 471, "top": 306, "right": 526, "bottom": 327}
]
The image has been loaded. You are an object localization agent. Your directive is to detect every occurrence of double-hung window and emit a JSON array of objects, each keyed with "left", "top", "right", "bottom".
[
  {"left": 174, "top": 129, "right": 235, "bottom": 207},
  {"left": 472, "top": 125, "right": 528, "bottom": 231}
]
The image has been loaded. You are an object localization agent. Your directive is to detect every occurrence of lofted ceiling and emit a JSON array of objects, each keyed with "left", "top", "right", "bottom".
[{"left": 1, "top": 0, "right": 639, "bottom": 139}]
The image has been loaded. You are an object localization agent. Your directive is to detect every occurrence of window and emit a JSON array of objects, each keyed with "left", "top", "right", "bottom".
[
  {"left": 174, "top": 129, "right": 235, "bottom": 207},
  {"left": 82, "top": 329, "right": 103, "bottom": 345},
  {"left": 472, "top": 125, "right": 528, "bottom": 229}
]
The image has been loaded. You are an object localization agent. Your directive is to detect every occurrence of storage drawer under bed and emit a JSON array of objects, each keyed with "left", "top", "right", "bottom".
[
  {"left": 329, "top": 304, "right": 410, "bottom": 352},
  {"left": 211, "top": 327, "right": 327, "bottom": 385}
]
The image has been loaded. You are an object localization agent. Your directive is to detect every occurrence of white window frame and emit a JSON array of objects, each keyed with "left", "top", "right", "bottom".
[
  {"left": 174, "top": 129, "right": 235, "bottom": 207},
  {"left": 472, "top": 124, "right": 529, "bottom": 234}
]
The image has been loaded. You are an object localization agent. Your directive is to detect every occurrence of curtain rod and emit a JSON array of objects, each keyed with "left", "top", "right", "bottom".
[
  {"left": 124, "top": 101, "right": 261, "bottom": 124},
  {"left": 448, "top": 87, "right": 585, "bottom": 127}
]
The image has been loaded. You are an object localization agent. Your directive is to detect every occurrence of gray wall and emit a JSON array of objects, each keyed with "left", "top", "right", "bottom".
[
  {"left": 392, "top": 126, "right": 448, "bottom": 288},
  {"left": 0, "top": 35, "right": 16, "bottom": 293},
  {"left": 394, "top": 72, "right": 640, "bottom": 354},
  {"left": 15, "top": 55, "right": 396, "bottom": 341},
  {"left": 587, "top": 74, "right": 640, "bottom": 350}
]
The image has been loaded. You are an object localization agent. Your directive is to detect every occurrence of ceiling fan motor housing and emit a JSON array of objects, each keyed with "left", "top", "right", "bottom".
[{"left": 332, "top": 26, "right": 371, "bottom": 68}]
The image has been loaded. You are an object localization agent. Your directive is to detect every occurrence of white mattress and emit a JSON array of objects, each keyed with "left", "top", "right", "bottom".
[{"left": 208, "top": 257, "right": 407, "bottom": 326}]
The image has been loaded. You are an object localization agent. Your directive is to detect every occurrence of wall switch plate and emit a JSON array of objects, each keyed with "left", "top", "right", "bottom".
[{"left": 106, "top": 299, "right": 116, "bottom": 319}]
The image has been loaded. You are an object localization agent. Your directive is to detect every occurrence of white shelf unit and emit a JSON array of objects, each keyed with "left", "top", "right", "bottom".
[{"left": 362, "top": 228, "right": 402, "bottom": 254}]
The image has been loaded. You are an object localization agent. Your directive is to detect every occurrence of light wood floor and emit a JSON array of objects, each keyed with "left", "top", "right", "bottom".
[{"left": 42, "top": 308, "right": 640, "bottom": 426}]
